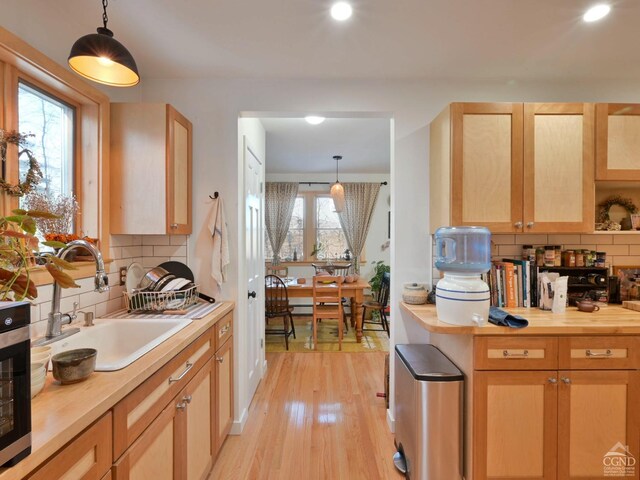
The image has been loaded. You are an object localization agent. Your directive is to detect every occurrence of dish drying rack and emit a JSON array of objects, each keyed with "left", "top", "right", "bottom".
[{"left": 124, "top": 284, "right": 199, "bottom": 313}]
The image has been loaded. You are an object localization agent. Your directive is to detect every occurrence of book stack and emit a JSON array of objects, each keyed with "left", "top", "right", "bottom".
[{"left": 483, "top": 259, "right": 538, "bottom": 308}]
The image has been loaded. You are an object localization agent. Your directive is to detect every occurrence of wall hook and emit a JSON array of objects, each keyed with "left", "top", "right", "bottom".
[{"left": 209, "top": 192, "right": 219, "bottom": 200}]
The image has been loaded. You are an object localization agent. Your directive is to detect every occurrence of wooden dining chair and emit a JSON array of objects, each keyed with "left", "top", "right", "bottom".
[
  {"left": 312, "top": 275, "right": 344, "bottom": 350},
  {"left": 265, "top": 275, "right": 296, "bottom": 350},
  {"left": 267, "top": 265, "right": 288, "bottom": 278},
  {"left": 362, "top": 272, "right": 390, "bottom": 336},
  {"left": 312, "top": 263, "right": 352, "bottom": 276}
]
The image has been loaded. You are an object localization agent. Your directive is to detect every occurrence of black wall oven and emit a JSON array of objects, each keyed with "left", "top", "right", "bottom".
[{"left": 0, "top": 302, "right": 31, "bottom": 466}]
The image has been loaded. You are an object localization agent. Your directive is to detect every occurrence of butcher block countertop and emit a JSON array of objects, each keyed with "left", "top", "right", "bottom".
[
  {"left": 401, "top": 302, "right": 640, "bottom": 335},
  {"left": 0, "top": 302, "right": 234, "bottom": 480}
]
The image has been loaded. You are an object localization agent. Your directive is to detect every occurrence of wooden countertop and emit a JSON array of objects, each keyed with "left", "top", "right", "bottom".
[
  {"left": 401, "top": 302, "right": 640, "bottom": 335},
  {"left": 0, "top": 302, "right": 235, "bottom": 480}
]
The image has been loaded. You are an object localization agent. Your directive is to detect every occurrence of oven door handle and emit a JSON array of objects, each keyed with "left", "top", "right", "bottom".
[{"left": 0, "top": 326, "right": 30, "bottom": 349}]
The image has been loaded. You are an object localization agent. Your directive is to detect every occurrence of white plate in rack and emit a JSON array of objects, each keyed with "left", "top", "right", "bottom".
[{"left": 125, "top": 262, "right": 145, "bottom": 293}]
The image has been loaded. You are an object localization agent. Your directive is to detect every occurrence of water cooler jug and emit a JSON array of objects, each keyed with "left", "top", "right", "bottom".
[{"left": 434, "top": 226, "right": 491, "bottom": 326}]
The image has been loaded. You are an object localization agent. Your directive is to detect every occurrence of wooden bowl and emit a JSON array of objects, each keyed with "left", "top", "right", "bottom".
[{"left": 52, "top": 348, "right": 97, "bottom": 384}]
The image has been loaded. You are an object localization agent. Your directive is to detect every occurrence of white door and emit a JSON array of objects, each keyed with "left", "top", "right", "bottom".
[{"left": 244, "top": 137, "right": 265, "bottom": 399}]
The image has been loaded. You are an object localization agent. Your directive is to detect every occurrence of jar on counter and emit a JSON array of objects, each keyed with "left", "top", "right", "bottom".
[
  {"left": 402, "top": 283, "right": 429, "bottom": 305},
  {"left": 554, "top": 245, "right": 562, "bottom": 266},
  {"left": 522, "top": 244, "right": 535, "bottom": 262},
  {"left": 595, "top": 251, "right": 607, "bottom": 268},
  {"left": 544, "top": 246, "right": 556, "bottom": 267},
  {"left": 589, "top": 250, "right": 597, "bottom": 267},
  {"left": 575, "top": 249, "right": 585, "bottom": 267},
  {"left": 563, "top": 250, "right": 576, "bottom": 267},
  {"left": 536, "top": 247, "right": 545, "bottom": 266}
]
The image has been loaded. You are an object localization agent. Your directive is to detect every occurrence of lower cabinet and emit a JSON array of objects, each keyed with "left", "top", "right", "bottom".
[
  {"left": 214, "top": 337, "right": 233, "bottom": 456},
  {"left": 474, "top": 367, "right": 639, "bottom": 480}
]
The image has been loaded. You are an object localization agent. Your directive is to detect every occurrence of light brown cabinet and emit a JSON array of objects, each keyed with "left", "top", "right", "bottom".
[
  {"left": 595, "top": 103, "right": 640, "bottom": 181},
  {"left": 214, "top": 337, "right": 233, "bottom": 456},
  {"left": 110, "top": 103, "right": 192, "bottom": 235},
  {"left": 28, "top": 413, "right": 112, "bottom": 480},
  {"left": 472, "top": 335, "right": 639, "bottom": 480},
  {"left": 430, "top": 102, "right": 594, "bottom": 233}
]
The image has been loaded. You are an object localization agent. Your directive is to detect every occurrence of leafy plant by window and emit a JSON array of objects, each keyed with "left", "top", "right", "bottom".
[{"left": 369, "top": 260, "right": 390, "bottom": 294}]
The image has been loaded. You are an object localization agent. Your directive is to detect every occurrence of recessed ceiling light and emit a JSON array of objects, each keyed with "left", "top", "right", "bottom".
[
  {"left": 305, "top": 116, "right": 326, "bottom": 125},
  {"left": 331, "top": 2, "right": 353, "bottom": 21},
  {"left": 583, "top": 4, "right": 611, "bottom": 22}
]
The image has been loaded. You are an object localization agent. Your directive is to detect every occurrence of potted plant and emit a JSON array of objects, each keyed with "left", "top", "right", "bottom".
[
  {"left": 0, "top": 211, "right": 80, "bottom": 300},
  {"left": 369, "top": 260, "right": 390, "bottom": 295}
]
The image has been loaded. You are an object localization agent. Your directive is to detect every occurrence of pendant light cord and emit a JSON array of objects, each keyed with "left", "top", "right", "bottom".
[
  {"left": 333, "top": 155, "right": 342, "bottom": 183},
  {"left": 102, "top": 0, "right": 109, "bottom": 29}
]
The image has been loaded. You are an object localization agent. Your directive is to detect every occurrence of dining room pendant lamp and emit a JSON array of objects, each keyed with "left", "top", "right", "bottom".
[
  {"left": 68, "top": 0, "right": 139, "bottom": 87},
  {"left": 331, "top": 155, "right": 346, "bottom": 213}
]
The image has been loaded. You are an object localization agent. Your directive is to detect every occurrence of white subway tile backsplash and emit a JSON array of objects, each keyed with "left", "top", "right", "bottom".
[
  {"left": 497, "top": 245, "right": 523, "bottom": 257},
  {"left": 597, "top": 244, "right": 630, "bottom": 256},
  {"left": 154, "top": 245, "right": 186, "bottom": 257},
  {"left": 142, "top": 235, "right": 171, "bottom": 246},
  {"left": 170, "top": 235, "right": 188, "bottom": 246},
  {"left": 548, "top": 234, "right": 581, "bottom": 245},
  {"left": 581, "top": 234, "right": 613, "bottom": 244},
  {"left": 142, "top": 246, "right": 154, "bottom": 257},
  {"left": 610, "top": 256, "right": 640, "bottom": 266},
  {"left": 122, "top": 246, "right": 143, "bottom": 258},
  {"left": 614, "top": 235, "right": 640, "bottom": 245},
  {"left": 516, "top": 234, "right": 549, "bottom": 244},
  {"left": 491, "top": 235, "right": 515, "bottom": 245}
]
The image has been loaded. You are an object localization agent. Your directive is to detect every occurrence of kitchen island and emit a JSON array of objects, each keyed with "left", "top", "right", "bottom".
[
  {"left": 401, "top": 302, "right": 640, "bottom": 480},
  {"left": 1, "top": 302, "right": 234, "bottom": 480}
]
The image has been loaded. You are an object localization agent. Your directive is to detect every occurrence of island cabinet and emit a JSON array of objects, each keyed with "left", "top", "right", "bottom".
[
  {"left": 595, "top": 103, "right": 640, "bottom": 181},
  {"left": 400, "top": 303, "right": 640, "bottom": 480},
  {"left": 110, "top": 103, "right": 192, "bottom": 235},
  {"left": 429, "top": 102, "right": 594, "bottom": 233}
]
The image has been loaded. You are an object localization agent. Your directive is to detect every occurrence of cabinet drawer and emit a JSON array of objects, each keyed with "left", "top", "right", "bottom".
[
  {"left": 474, "top": 337, "right": 558, "bottom": 370},
  {"left": 112, "top": 327, "right": 215, "bottom": 460},
  {"left": 559, "top": 336, "right": 640, "bottom": 370},
  {"left": 29, "top": 413, "right": 112, "bottom": 480},
  {"left": 214, "top": 312, "right": 233, "bottom": 351}
]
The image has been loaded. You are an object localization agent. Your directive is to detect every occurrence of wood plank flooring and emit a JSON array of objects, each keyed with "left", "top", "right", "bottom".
[{"left": 209, "top": 352, "right": 403, "bottom": 480}]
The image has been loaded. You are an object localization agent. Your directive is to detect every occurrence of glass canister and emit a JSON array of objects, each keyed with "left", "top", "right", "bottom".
[
  {"left": 575, "top": 249, "right": 585, "bottom": 267},
  {"left": 544, "top": 246, "right": 555, "bottom": 267},
  {"left": 434, "top": 226, "right": 491, "bottom": 274}
]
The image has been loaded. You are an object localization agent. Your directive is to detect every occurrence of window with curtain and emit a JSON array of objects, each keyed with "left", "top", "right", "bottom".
[
  {"left": 315, "top": 196, "right": 348, "bottom": 259},
  {"left": 265, "top": 196, "right": 305, "bottom": 260}
]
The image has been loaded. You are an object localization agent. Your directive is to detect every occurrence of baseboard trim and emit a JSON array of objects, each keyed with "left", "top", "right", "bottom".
[
  {"left": 230, "top": 407, "right": 248, "bottom": 435},
  {"left": 386, "top": 408, "right": 395, "bottom": 433}
]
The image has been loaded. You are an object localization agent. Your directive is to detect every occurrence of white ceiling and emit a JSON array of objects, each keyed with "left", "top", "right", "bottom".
[
  {"left": 261, "top": 117, "right": 390, "bottom": 174},
  {"left": 5, "top": 0, "right": 640, "bottom": 81}
]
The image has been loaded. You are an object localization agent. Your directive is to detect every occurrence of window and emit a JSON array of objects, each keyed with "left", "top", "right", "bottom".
[
  {"left": 265, "top": 193, "right": 352, "bottom": 262},
  {"left": 18, "top": 81, "right": 75, "bottom": 198},
  {"left": 265, "top": 197, "right": 305, "bottom": 260}
]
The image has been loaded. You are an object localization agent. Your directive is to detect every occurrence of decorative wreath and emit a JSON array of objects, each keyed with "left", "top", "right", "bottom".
[
  {"left": 597, "top": 195, "right": 638, "bottom": 224},
  {"left": 0, "top": 130, "right": 43, "bottom": 197}
]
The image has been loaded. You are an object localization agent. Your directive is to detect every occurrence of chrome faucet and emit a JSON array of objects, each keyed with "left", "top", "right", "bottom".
[{"left": 34, "top": 240, "right": 109, "bottom": 346}]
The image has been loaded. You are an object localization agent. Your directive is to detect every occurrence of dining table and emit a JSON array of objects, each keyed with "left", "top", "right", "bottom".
[{"left": 281, "top": 277, "right": 371, "bottom": 343}]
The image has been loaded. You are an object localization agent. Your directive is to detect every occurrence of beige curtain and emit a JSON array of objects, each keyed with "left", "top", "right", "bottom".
[
  {"left": 265, "top": 182, "right": 299, "bottom": 265},
  {"left": 338, "top": 183, "right": 381, "bottom": 274}
]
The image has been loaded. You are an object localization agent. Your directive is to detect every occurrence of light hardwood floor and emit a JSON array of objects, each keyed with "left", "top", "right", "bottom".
[{"left": 209, "top": 352, "right": 402, "bottom": 480}]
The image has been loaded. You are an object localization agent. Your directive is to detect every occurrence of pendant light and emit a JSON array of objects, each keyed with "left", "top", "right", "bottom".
[
  {"left": 68, "top": 0, "right": 139, "bottom": 87},
  {"left": 331, "top": 155, "right": 346, "bottom": 213}
]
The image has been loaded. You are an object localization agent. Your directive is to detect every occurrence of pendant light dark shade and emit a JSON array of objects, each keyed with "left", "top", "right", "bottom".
[{"left": 68, "top": 1, "right": 139, "bottom": 87}]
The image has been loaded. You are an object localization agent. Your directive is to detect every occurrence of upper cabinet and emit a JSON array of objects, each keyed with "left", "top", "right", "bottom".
[
  {"left": 595, "top": 103, "right": 640, "bottom": 181},
  {"left": 111, "top": 103, "right": 192, "bottom": 235},
  {"left": 430, "top": 102, "right": 594, "bottom": 233}
]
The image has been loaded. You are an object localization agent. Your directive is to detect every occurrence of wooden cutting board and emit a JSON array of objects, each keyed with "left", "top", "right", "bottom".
[{"left": 622, "top": 301, "right": 640, "bottom": 312}]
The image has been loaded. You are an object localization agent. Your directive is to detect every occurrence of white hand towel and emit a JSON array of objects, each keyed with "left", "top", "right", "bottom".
[{"left": 208, "top": 197, "right": 230, "bottom": 286}]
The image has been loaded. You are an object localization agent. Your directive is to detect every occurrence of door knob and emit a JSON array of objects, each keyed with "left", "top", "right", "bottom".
[
  {"left": 548, "top": 377, "right": 557, "bottom": 384},
  {"left": 527, "top": 222, "right": 535, "bottom": 228},
  {"left": 182, "top": 395, "right": 192, "bottom": 404},
  {"left": 561, "top": 377, "right": 571, "bottom": 385},
  {"left": 248, "top": 291, "right": 257, "bottom": 299},
  {"left": 514, "top": 221, "right": 523, "bottom": 228}
]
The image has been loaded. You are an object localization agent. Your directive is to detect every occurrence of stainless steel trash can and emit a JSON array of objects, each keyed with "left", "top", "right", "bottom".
[{"left": 394, "top": 344, "right": 464, "bottom": 480}]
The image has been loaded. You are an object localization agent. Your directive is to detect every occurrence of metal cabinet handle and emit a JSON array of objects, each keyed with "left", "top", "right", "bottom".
[
  {"left": 514, "top": 221, "right": 523, "bottom": 228},
  {"left": 216, "top": 356, "right": 224, "bottom": 364},
  {"left": 527, "top": 222, "right": 535, "bottom": 228},
  {"left": 182, "top": 395, "right": 192, "bottom": 404},
  {"left": 248, "top": 291, "right": 257, "bottom": 299},
  {"left": 503, "top": 349, "right": 529, "bottom": 358},
  {"left": 176, "top": 402, "right": 187, "bottom": 411},
  {"left": 168, "top": 361, "right": 193, "bottom": 384},
  {"left": 561, "top": 377, "right": 571, "bottom": 384},
  {"left": 219, "top": 324, "right": 230, "bottom": 337},
  {"left": 170, "top": 223, "right": 178, "bottom": 229},
  {"left": 548, "top": 377, "right": 557, "bottom": 384},
  {"left": 586, "top": 349, "right": 612, "bottom": 358}
]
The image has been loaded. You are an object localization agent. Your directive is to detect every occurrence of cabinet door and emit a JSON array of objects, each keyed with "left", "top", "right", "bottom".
[
  {"left": 451, "top": 103, "right": 524, "bottom": 232},
  {"left": 523, "top": 103, "right": 595, "bottom": 233},
  {"left": 214, "top": 338, "right": 234, "bottom": 457},
  {"left": 29, "top": 413, "right": 112, "bottom": 480},
  {"left": 474, "top": 371, "right": 558, "bottom": 480},
  {"left": 113, "top": 400, "right": 184, "bottom": 480},
  {"left": 558, "top": 370, "right": 639, "bottom": 479},
  {"left": 185, "top": 358, "right": 215, "bottom": 480},
  {"left": 596, "top": 104, "right": 640, "bottom": 181},
  {"left": 166, "top": 105, "right": 192, "bottom": 234}
]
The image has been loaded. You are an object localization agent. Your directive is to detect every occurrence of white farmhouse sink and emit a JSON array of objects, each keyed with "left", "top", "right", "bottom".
[{"left": 47, "top": 318, "right": 192, "bottom": 371}]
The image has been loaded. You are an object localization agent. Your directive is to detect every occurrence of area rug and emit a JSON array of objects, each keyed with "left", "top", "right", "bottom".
[{"left": 266, "top": 316, "right": 389, "bottom": 353}]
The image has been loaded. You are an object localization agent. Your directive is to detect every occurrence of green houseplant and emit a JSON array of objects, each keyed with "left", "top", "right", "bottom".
[
  {"left": 0, "top": 209, "right": 79, "bottom": 300},
  {"left": 369, "top": 260, "right": 390, "bottom": 295}
]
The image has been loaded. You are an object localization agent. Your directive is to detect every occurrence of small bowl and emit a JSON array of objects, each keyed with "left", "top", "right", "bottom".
[
  {"left": 31, "top": 376, "right": 46, "bottom": 398},
  {"left": 51, "top": 348, "right": 97, "bottom": 384}
]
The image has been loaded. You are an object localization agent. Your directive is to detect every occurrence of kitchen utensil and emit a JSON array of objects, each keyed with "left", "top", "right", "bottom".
[
  {"left": 152, "top": 273, "right": 176, "bottom": 292},
  {"left": 161, "top": 277, "right": 191, "bottom": 292},
  {"left": 158, "top": 261, "right": 216, "bottom": 303},
  {"left": 126, "top": 262, "right": 145, "bottom": 293},
  {"left": 139, "top": 266, "right": 171, "bottom": 291},
  {"left": 51, "top": 348, "right": 97, "bottom": 384}
]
